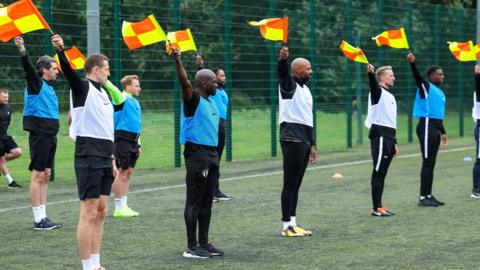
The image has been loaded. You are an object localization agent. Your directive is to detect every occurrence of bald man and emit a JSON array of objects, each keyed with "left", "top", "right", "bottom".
[
  {"left": 170, "top": 47, "right": 224, "bottom": 259},
  {"left": 278, "top": 46, "right": 317, "bottom": 237}
]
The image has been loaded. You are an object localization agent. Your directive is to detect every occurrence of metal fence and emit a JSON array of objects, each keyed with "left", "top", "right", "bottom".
[{"left": 0, "top": 0, "right": 478, "bottom": 177}]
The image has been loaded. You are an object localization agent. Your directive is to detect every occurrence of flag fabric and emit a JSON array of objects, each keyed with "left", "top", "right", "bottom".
[
  {"left": 248, "top": 18, "right": 288, "bottom": 43},
  {"left": 167, "top": 29, "right": 197, "bottom": 52},
  {"left": 0, "top": 0, "right": 49, "bottom": 43},
  {"left": 54, "top": 46, "right": 87, "bottom": 72},
  {"left": 447, "top": 41, "right": 479, "bottom": 62},
  {"left": 372, "top": 27, "right": 409, "bottom": 49},
  {"left": 122, "top": 15, "right": 167, "bottom": 50},
  {"left": 339, "top": 40, "right": 369, "bottom": 64}
]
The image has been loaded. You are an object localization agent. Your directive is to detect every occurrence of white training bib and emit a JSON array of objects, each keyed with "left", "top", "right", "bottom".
[
  {"left": 365, "top": 88, "right": 397, "bottom": 130},
  {"left": 70, "top": 81, "right": 114, "bottom": 142},
  {"left": 279, "top": 83, "right": 314, "bottom": 127}
]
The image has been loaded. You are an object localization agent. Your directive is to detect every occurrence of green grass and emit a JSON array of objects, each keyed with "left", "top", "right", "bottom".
[
  {"left": 3, "top": 109, "right": 475, "bottom": 186},
  {"left": 0, "top": 136, "right": 479, "bottom": 269}
]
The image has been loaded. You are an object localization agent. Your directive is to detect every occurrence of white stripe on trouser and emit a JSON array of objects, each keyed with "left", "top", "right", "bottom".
[
  {"left": 424, "top": 118, "right": 429, "bottom": 159},
  {"left": 375, "top": 136, "right": 383, "bottom": 172},
  {"left": 478, "top": 126, "right": 480, "bottom": 159}
]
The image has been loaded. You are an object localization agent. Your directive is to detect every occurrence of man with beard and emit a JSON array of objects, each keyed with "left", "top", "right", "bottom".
[
  {"left": 195, "top": 55, "right": 231, "bottom": 202},
  {"left": 15, "top": 36, "right": 61, "bottom": 230},
  {"left": 277, "top": 46, "right": 317, "bottom": 237}
]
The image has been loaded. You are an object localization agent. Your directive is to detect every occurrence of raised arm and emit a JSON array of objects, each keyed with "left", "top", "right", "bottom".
[
  {"left": 102, "top": 80, "right": 126, "bottom": 105},
  {"left": 278, "top": 46, "right": 295, "bottom": 94},
  {"left": 195, "top": 54, "right": 205, "bottom": 70},
  {"left": 407, "top": 52, "right": 429, "bottom": 98},
  {"left": 170, "top": 46, "right": 193, "bottom": 101},
  {"left": 51, "top": 34, "right": 84, "bottom": 95},
  {"left": 14, "top": 36, "right": 42, "bottom": 94},
  {"left": 476, "top": 65, "right": 480, "bottom": 102},
  {"left": 367, "top": 64, "right": 381, "bottom": 104}
]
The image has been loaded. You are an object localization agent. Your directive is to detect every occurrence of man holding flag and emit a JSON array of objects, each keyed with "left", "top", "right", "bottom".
[
  {"left": 365, "top": 64, "right": 398, "bottom": 216},
  {"left": 195, "top": 55, "right": 231, "bottom": 202},
  {"left": 407, "top": 52, "right": 448, "bottom": 207},
  {"left": 102, "top": 76, "right": 143, "bottom": 218},
  {"left": 14, "top": 36, "right": 62, "bottom": 230},
  {"left": 169, "top": 45, "right": 224, "bottom": 259},
  {"left": 278, "top": 46, "right": 317, "bottom": 237},
  {"left": 52, "top": 34, "right": 113, "bottom": 270}
]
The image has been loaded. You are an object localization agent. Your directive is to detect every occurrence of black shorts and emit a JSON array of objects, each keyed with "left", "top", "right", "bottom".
[
  {"left": 114, "top": 138, "right": 139, "bottom": 170},
  {"left": 75, "top": 156, "right": 114, "bottom": 200},
  {"left": 28, "top": 134, "right": 56, "bottom": 171},
  {"left": 0, "top": 135, "right": 18, "bottom": 156}
]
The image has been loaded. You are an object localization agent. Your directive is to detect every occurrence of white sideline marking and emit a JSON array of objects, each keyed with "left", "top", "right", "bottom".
[{"left": 0, "top": 146, "right": 474, "bottom": 214}]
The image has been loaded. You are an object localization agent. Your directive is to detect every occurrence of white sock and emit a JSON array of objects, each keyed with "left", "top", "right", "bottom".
[
  {"left": 290, "top": 216, "right": 297, "bottom": 227},
  {"left": 32, "top": 206, "right": 42, "bottom": 223},
  {"left": 5, "top": 174, "right": 13, "bottom": 184},
  {"left": 420, "top": 196, "right": 426, "bottom": 200},
  {"left": 426, "top": 195, "right": 432, "bottom": 198},
  {"left": 81, "top": 258, "right": 92, "bottom": 270},
  {"left": 39, "top": 204, "right": 46, "bottom": 219},
  {"left": 122, "top": 196, "right": 128, "bottom": 207},
  {"left": 114, "top": 198, "right": 123, "bottom": 209},
  {"left": 91, "top": 253, "right": 100, "bottom": 268},
  {"left": 283, "top": 222, "right": 290, "bottom": 230}
]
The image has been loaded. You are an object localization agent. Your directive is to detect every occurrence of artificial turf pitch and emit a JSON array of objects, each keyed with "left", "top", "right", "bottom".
[{"left": 0, "top": 137, "right": 478, "bottom": 269}]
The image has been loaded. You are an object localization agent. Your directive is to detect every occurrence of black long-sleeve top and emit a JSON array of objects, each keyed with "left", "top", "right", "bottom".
[
  {"left": 20, "top": 51, "right": 59, "bottom": 135},
  {"left": 409, "top": 62, "right": 429, "bottom": 99},
  {"left": 57, "top": 50, "right": 113, "bottom": 159},
  {"left": 0, "top": 104, "right": 11, "bottom": 136},
  {"left": 367, "top": 73, "right": 397, "bottom": 142},
  {"left": 277, "top": 58, "right": 315, "bottom": 146},
  {"left": 475, "top": 74, "right": 480, "bottom": 125},
  {"left": 409, "top": 61, "right": 446, "bottom": 134}
]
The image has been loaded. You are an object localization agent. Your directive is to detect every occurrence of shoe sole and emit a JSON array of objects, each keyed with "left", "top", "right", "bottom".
[
  {"left": 114, "top": 215, "right": 137, "bottom": 218},
  {"left": 182, "top": 252, "right": 211, "bottom": 259},
  {"left": 371, "top": 213, "right": 393, "bottom": 217},
  {"left": 7, "top": 186, "right": 22, "bottom": 189},
  {"left": 471, "top": 194, "right": 480, "bottom": 198},
  {"left": 215, "top": 197, "right": 232, "bottom": 201},
  {"left": 33, "top": 224, "right": 62, "bottom": 230},
  {"left": 281, "top": 233, "right": 304, "bottom": 237}
]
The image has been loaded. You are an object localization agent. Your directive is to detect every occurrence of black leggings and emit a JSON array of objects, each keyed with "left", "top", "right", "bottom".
[
  {"left": 370, "top": 136, "right": 395, "bottom": 209},
  {"left": 473, "top": 124, "right": 480, "bottom": 189},
  {"left": 214, "top": 120, "right": 226, "bottom": 194},
  {"left": 416, "top": 119, "right": 442, "bottom": 196},
  {"left": 280, "top": 141, "right": 310, "bottom": 222},
  {"left": 184, "top": 154, "right": 219, "bottom": 247}
]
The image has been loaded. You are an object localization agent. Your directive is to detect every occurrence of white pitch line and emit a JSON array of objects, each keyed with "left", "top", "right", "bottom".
[{"left": 0, "top": 146, "right": 474, "bottom": 213}]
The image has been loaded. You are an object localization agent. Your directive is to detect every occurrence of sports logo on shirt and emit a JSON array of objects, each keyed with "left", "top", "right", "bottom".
[{"left": 202, "top": 169, "right": 209, "bottom": 178}]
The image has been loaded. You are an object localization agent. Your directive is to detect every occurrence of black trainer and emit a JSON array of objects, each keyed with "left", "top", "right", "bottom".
[
  {"left": 45, "top": 217, "right": 62, "bottom": 229},
  {"left": 182, "top": 245, "right": 212, "bottom": 259},
  {"left": 471, "top": 189, "right": 480, "bottom": 198},
  {"left": 418, "top": 197, "right": 439, "bottom": 207},
  {"left": 34, "top": 218, "right": 62, "bottom": 230},
  {"left": 8, "top": 180, "right": 22, "bottom": 189},
  {"left": 201, "top": 243, "right": 224, "bottom": 256},
  {"left": 214, "top": 191, "right": 231, "bottom": 201},
  {"left": 429, "top": 195, "right": 445, "bottom": 206}
]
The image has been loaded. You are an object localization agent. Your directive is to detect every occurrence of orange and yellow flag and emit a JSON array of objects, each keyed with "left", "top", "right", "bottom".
[
  {"left": 54, "top": 46, "right": 87, "bottom": 72},
  {"left": 167, "top": 29, "right": 197, "bottom": 52},
  {"left": 372, "top": 27, "right": 409, "bottom": 49},
  {"left": 0, "top": 0, "right": 50, "bottom": 43},
  {"left": 447, "top": 41, "right": 479, "bottom": 62},
  {"left": 248, "top": 18, "right": 288, "bottom": 43},
  {"left": 122, "top": 15, "right": 167, "bottom": 50},
  {"left": 339, "top": 40, "right": 369, "bottom": 64}
]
